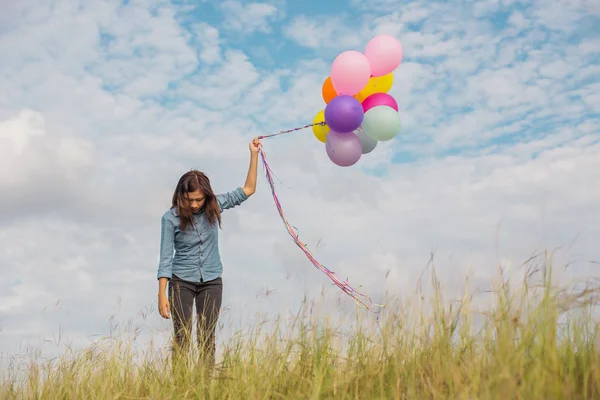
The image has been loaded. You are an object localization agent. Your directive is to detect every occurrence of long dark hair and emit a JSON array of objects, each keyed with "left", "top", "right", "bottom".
[{"left": 171, "top": 170, "right": 222, "bottom": 231}]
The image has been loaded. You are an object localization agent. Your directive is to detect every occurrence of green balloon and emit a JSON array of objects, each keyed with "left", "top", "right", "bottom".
[{"left": 362, "top": 105, "right": 401, "bottom": 141}]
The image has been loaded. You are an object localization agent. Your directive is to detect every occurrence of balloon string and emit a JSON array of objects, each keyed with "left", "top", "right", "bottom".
[
  {"left": 257, "top": 123, "right": 383, "bottom": 312},
  {"left": 257, "top": 121, "right": 326, "bottom": 140},
  {"left": 258, "top": 121, "right": 336, "bottom": 153}
]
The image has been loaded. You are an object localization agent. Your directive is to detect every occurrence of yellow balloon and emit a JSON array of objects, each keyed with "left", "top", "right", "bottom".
[
  {"left": 312, "top": 110, "right": 330, "bottom": 143},
  {"left": 355, "top": 73, "right": 394, "bottom": 102}
]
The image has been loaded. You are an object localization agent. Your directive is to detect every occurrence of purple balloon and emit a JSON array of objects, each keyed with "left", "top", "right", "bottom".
[
  {"left": 326, "top": 130, "right": 362, "bottom": 167},
  {"left": 324, "top": 95, "right": 364, "bottom": 133}
]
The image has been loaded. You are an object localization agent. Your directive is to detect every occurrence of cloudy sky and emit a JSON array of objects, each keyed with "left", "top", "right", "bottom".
[{"left": 1, "top": 0, "right": 599, "bottom": 364}]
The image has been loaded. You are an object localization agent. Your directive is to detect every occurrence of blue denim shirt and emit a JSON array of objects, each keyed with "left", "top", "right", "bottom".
[{"left": 157, "top": 187, "right": 249, "bottom": 283}]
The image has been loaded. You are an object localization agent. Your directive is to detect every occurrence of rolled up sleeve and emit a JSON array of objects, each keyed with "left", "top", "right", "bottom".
[
  {"left": 217, "top": 187, "right": 249, "bottom": 212},
  {"left": 157, "top": 213, "right": 175, "bottom": 280}
]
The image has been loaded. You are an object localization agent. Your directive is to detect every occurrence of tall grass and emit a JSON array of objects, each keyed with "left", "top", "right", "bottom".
[{"left": 2, "top": 252, "right": 600, "bottom": 399}]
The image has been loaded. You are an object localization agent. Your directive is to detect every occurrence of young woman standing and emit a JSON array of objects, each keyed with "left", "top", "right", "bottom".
[{"left": 156, "top": 137, "right": 262, "bottom": 369}]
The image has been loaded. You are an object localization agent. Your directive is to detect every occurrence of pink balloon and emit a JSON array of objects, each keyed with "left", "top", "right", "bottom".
[
  {"left": 361, "top": 93, "right": 398, "bottom": 113},
  {"left": 364, "top": 34, "right": 403, "bottom": 77},
  {"left": 330, "top": 51, "right": 371, "bottom": 96}
]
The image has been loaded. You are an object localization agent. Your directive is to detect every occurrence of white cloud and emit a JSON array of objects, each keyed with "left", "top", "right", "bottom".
[
  {"left": 282, "top": 15, "right": 367, "bottom": 51},
  {"left": 220, "top": 1, "right": 282, "bottom": 34},
  {"left": 532, "top": 0, "right": 600, "bottom": 31},
  {"left": 175, "top": 49, "right": 262, "bottom": 109},
  {"left": 192, "top": 22, "right": 222, "bottom": 64},
  {"left": 539, "top": 59, "right": 573, "bottom": 79},
  {"left": 579, "top": 38, "right": 600, "bottom": 54},
  {"left": 90, "top": 4, "right": 198, "bottom": 97},
  {"left": 0, "top": 110, "right": 94, "bottom": 211},
  {"left": 508, "top": 10, "right": 530, "bottom": 30}
]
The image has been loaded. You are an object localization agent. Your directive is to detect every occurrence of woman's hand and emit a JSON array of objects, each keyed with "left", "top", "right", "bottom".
[
  {"left": 249, "top": 137, "right": 262, "bottom": 154},
  {"left": 158, "top": 293, "right": 170, "bottom": 319}
]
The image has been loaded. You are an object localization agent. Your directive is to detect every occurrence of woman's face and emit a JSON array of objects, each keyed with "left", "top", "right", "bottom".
[{"left": 185, "top": 190, "right": 206, "bottom": 213}]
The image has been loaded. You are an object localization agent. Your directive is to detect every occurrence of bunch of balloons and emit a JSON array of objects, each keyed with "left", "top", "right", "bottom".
[{"left": 312, "top": 34, "right": 403, "bottom": 167}]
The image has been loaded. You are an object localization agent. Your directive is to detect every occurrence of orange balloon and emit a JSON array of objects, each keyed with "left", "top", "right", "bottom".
[
  {"left": 323, "top": 76, "right": 364, "bottom": 104},
  {"left": 322, "top": 77, "right": 337, "bottom": 104}
]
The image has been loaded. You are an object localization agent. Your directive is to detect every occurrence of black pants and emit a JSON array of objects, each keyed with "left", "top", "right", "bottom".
[{"left": 168, "top": 274, "right": 223, "bottom": 368}]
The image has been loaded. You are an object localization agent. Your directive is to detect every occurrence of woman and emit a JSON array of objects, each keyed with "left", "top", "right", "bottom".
[{"left": 156, "top": 137, "right": 262, "bottom": 369}]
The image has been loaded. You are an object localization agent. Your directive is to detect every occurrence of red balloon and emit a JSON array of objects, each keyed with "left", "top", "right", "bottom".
[{"left": 361, "top": 93, "right": 398, "bottom": 113}]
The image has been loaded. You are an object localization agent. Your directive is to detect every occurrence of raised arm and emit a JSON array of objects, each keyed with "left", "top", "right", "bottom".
[
  {"left": 242, "top": 137, "right": 261, "bottom": 197},
  {"left": 216, "top": 138, "right": 262, "bottom": 212}
]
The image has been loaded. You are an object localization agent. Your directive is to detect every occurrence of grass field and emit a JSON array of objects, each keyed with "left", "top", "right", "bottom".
[{"left": 2, "top": 253, "right": 600, "bottom": 399}]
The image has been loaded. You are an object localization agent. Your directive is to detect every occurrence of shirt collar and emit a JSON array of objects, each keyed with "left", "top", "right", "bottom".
[{"left": 170, "top": 206, "right": 204, "bottom": 217}]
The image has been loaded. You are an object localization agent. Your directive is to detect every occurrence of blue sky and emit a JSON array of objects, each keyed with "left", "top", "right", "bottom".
[{"left": 0, "top": 0, "right": 599, "bottom": 365}]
